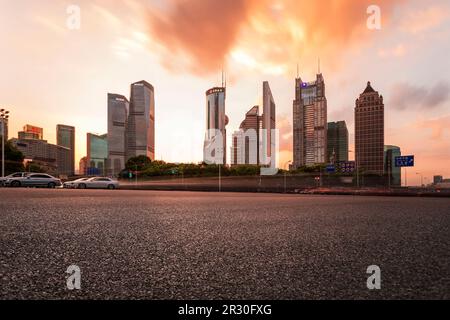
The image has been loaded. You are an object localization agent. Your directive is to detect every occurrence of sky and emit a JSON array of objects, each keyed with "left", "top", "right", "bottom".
[{"left": 1, "top": 0, "right": 449, "bottom": 186}]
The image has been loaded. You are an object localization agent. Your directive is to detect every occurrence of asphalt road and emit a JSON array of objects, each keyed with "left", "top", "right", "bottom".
[{"left": 0, "top": 189, "right": 449, "bottom": 299}]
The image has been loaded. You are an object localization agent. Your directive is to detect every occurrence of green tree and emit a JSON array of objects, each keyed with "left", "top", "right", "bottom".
[
  {"left": 0, "top": 141, "right": 25, "bottom": 174},
  {"left": 125, "top": 155, "right": 152, "bottom": 171}
]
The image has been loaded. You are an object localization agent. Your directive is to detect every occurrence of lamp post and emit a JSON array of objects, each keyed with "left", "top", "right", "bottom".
[
  {"left": 349, "top": 150, "right": 359, "bottom": 188},
  {"left": 0, "top": 109, "right": 10, "bottom": 178},
  {"left": 284, "top": 160, "right": 292, "bottom": 193},
  {"left": 416, "top": 172, "right": 423, "bottom": 187}
]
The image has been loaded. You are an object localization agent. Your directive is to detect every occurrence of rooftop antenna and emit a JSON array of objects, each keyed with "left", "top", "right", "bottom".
[
  {"left": 296, "top": 62, "right": 299, "bottom": 78},
  {"left": 318, "top": 57, "right": 321, "bottom": 74},
  {"left": 221, "top": 68, "right": 224, "bottom": 88}
]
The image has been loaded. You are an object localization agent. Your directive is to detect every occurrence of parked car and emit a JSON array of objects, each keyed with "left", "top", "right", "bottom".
[
  {"left": 75, "top": 177, "right": 119, "bottom": 190},
  {"left": 0, "top": 172, "right": 29, "bottom": 186},
  {"left": 63, "top": 177, "right": 90, "bottom": 189},
  {"left": 4, "top": 173, "right": 62, "bottom": 188}
]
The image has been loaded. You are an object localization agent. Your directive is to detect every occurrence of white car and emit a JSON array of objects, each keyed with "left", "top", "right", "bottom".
[
  {"left": 75, "top": 177, "right": 119, "bottom": 190},
  {"left": 63, "top": 177, "right": 90, "bottom": 189},
  {"left": 1, "top": 172, "right": 29, "bottom": 186},
  {"left": 5, "top": 173, "right": 62, "bottom": 188}
]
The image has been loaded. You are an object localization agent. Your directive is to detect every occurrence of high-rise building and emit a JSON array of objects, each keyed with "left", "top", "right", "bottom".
[
  {"left": 107, "top": 93, "right": 129, "bottom": 175},
  {"left": 87, "top": 133, "right": 108, "bottom": 176},
  {"left": 292, "top": 73, "right": 327, "bottom": 169},
  {"left": 262, "top": 81, "right": 276, "bottom": 167},
  {"left": 384, "top": 145, "right": 401, "bottom": 186},
  {"left": 21, "top": 125, "right": 43, "bottom": 140},
  {"left": 327, "top": 121, "right": 348, "bottom": 163},
  {"left": 231, "top": 106, "right": 262, "bottom": 165},
  {"left": 204, "top": 87, "right": 228, "bottom": 164},
  {"left": 355, "top": 82, "right": 385, "bottom": 175},
  {"left": 11, "top": 138, "right": 71, "bottom": 176},
  {"left": 56, "top": 125, "right": 75, "bottom": 176},
  {"left": 127, "top": 81, "right": 155, "bottom": 161}
]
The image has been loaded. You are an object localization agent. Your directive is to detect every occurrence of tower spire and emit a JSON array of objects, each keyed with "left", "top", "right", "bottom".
[
  {"left": 318, "top": 57, "right": 321, "bottom": 74},
  {"left": 296, "top": 62, "right": 299, "bottom": 78}
]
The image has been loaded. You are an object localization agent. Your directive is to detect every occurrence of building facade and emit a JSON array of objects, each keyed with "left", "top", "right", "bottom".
[
  {"left": 127, "top": 81, "right": 155, "bottom": 161},
  {"left": 292, "top": 73, "right": 327, "bottom": 169},
  {"left": 327, "top": 121, "right": 348, "bottom": 164},
  {"left": 22, "top": 125, "right": 43, "bottom": 140},
  {"left": 384, "top": 145, "right": 401, "bottom": 186},
  {"left": 87, "top": 133, "right": 108, "bottom": 176},
  {"left": 56, "top": 124, "right": 75, "bottom": 176},
  {"left": 262, "top": 81, "right": 276, "bottom": 167},
  {"left": 11, "top": 138, "right": 71, "bottom": 176},
  {"left": 204, "top": 87, "right": 228, "bottom": 164},
  {"left": 107, "top": 93, "right": 129, "bottom": 175},
  {"left": 79, "top": 156, "right": 88, "bottom": 176},
  {"left": 231, "top": 106, "right": 262, "bottom": 165},
  {"left": 355, "top": 82, "right": 385, "bottom": 175}
]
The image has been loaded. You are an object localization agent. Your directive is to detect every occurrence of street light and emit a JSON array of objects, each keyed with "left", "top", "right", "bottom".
[
  {"left": 284, "top": 160, "right": 292, "bottom": 193},
  {"left": 0, "top": 109, "right": 10, "bottom": 179},
  {"left": 416, "top": 172, "right": 423, "bottom": 187},
  {"left": 349, "top": 150, "right": 359, "bottom": 188}
]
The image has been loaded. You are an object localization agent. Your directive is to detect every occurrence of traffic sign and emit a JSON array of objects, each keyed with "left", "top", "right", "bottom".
[
  {"left": 395, "top": 155, "right": 414, "bottom": 167},
  {"left": 326, "top": 165, "right": 335, "bottom": 173}
]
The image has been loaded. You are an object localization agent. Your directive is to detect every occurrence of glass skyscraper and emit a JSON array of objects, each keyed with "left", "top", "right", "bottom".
[
  {"left": 327, "top": 121, "right": 349, "bottom": 163},
  {"left": 293, "top": 73, "right": 327, "bottom": 169},
  {"left": 56, "top": 124, "right": 75, "bottom": 176},
  {"left": 127, "top": 81, "right": 155, "bottom": 161},
  {"left": 87, "top": 133, "right": 108, "bottom": 176},
  {"left": 204, "top": 87, "right": 228, "bottom": 165},
  {"left": 107, "top": 93, "right": 129, "bottom": 175}
]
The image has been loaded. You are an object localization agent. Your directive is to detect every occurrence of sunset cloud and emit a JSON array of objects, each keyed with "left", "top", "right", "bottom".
[
  {"left": 146, "top": 0, "right": 405, "bottom": 75},
  {"left": 389, "top": 81, "right": 450, "bottom": 110}
]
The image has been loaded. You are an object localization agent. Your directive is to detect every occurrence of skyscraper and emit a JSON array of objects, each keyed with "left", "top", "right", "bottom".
[
  {"left": 262, "top": 81, "right": 276, "bottom": 167},
  {"left": 127, "top": 81, "right": 155, "bottom": 161},
  {"left": 384, "top": 145, "right": 401, "bottom": 186},
  {"left": 292, "top": 73, "right": 327, "bottom": 169},
  {"left": 87, "top": 133, "right": 108, "bottom": 176},
  {"left": 355, "top": 81, "right": 385, "bottom": 175},
  {"left": 107, "top": 93, "right": 129, "bottom": 175},
  {"left": 204, "top": 87, "right": 228, "bottom": 164},
  {"left": 231, "top": 106, "right": 261, "bottom": 165},
  {"left": 56, "top": 124, "right": 75, "bottom": 176},
  {"left": 327, "top": 121, "right": 349, "bottom": 163}
]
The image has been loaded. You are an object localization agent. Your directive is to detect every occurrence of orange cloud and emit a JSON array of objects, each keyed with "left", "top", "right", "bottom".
[{"left": 146, "top": 0, "right": 405, "bottom": 75}]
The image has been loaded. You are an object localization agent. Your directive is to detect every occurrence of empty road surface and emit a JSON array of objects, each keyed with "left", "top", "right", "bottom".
[{"left": 0, "top": 189, "right": 449, "bottom": 299}]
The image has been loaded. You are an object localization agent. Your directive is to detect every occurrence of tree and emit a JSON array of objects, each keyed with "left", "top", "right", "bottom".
[
  {"left": 25, "top": 161, "right": 46, "bottom": 173},
  {"left": 125, "top": 155, "right": 152, "bottom": 171},
  {"left": 0, "top": 141, "right": 25, "bottom": 174}
]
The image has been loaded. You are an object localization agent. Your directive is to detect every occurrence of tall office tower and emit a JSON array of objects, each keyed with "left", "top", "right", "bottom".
[
  {"left": 56, "top": 124, "right": 75, "bottom": 176},
  {"left": 204, "top": 87, "right": 228, "bottom": 164},
  {"left": 127, "top": 81, "right": 155, "bottom": 161},
  {"left": 355, "top": 81, "right": 385, "bottom": 175},
  {"left": 231, "top": 106, "right": 262, "bottom": 165},
  {"left": 262, "top": 81, "right": 276, "bottom": 166},
  {"left": 21, "top": 125, "right": 44, "bottom": 140},
  {"left": 384, "top": 145, "right": 401, "bottom": 186},
  {"left": 292, "top": 73, "right": 327, "bottom": 169},
  {"left": 107, "top": 93, "right": 129, "bottom": 174},
  {"left": 87, "top": 133, "right": 108, "bottom": 176},
  {"left": 327, "top": 121, "right": 349, "bottom": 163}
]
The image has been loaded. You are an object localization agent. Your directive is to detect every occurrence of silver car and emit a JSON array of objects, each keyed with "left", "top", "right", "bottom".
[
  {"left": 0, "top": 172, "right": 29, "bottom": 186},
  {"left": 75, "top": 177, "right": 119, "bottom": 190},
  {"left": 5, "top": 173, "right": 62, "bottom": 188},
  {"left": 63, "top": 177, "right": 90, "bottom": 189}
]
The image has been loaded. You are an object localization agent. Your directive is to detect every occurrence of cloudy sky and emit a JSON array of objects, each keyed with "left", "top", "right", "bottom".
[{"left": 1, "top": 0, "right": 449, "bottom": 185}]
